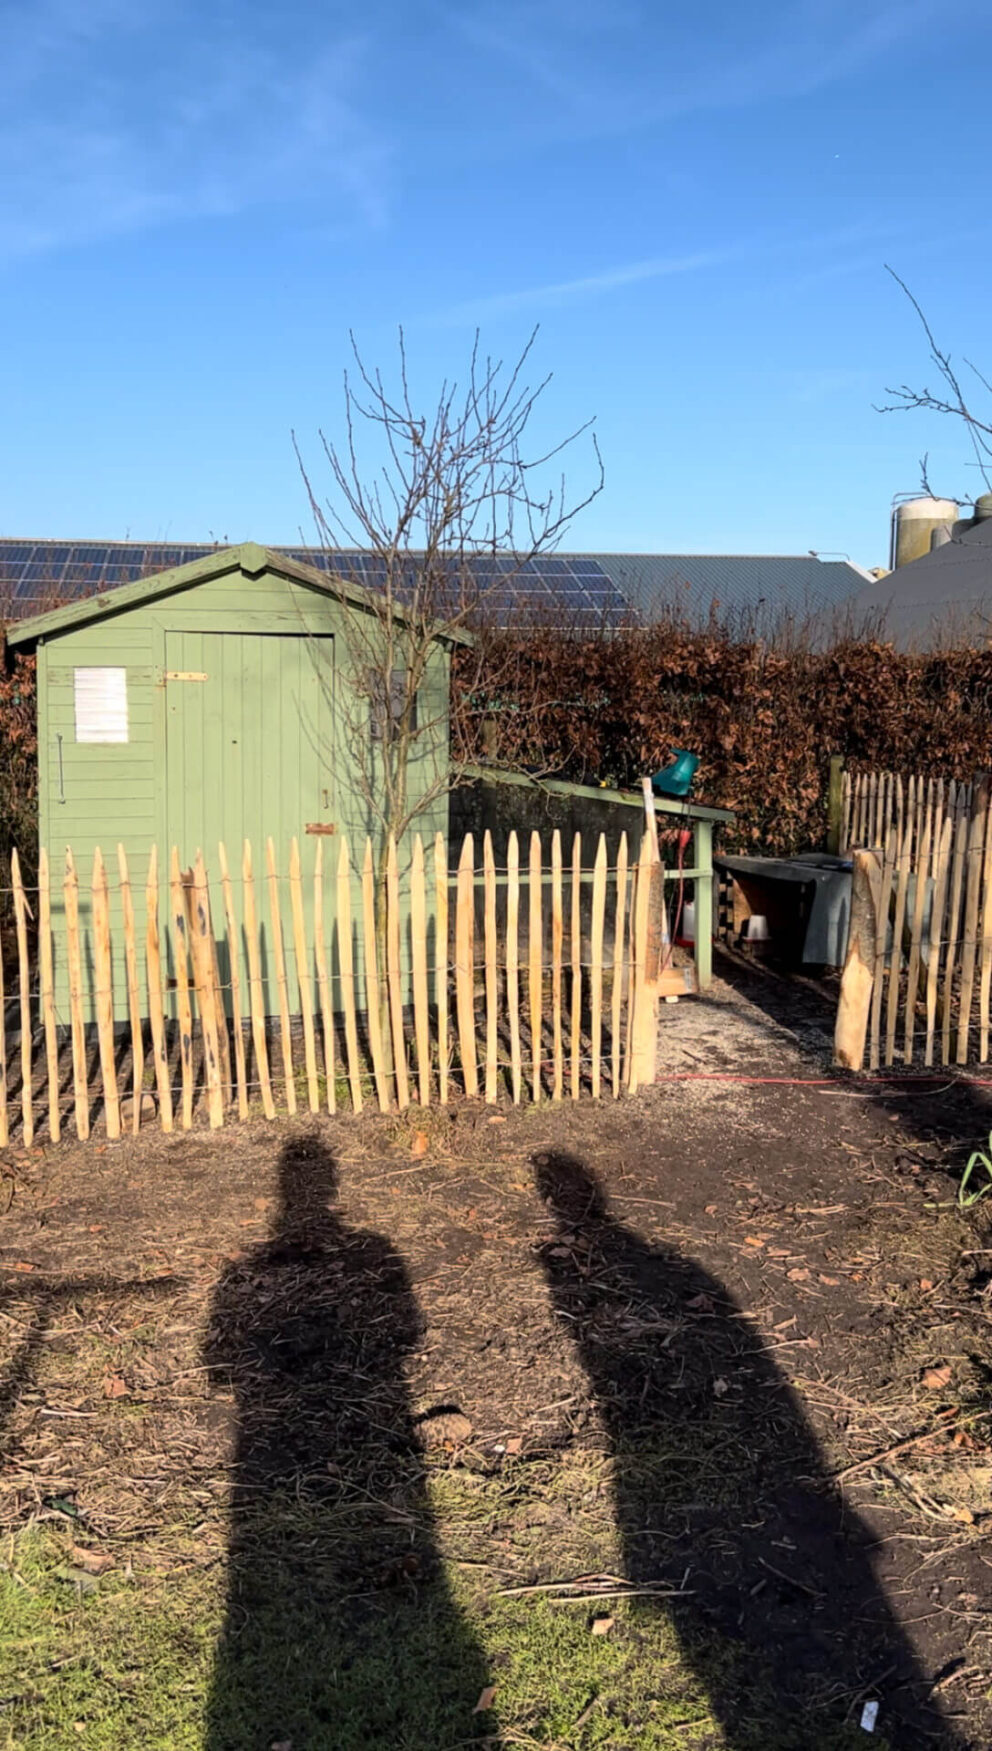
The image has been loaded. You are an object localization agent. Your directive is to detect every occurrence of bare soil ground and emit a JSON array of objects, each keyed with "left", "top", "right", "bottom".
[{"left": 2, "top": 961, "right": 992, "bottom": 1749}]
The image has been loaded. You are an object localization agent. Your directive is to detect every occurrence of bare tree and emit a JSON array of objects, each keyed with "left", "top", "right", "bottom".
[
  {"left": 877, "top": 266, "right": 992, "bottom": 497},
  {"left": 293, "top": 329, "right": 604, "bottom": 889}
]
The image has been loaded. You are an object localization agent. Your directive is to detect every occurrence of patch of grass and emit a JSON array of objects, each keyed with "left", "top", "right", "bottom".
[{"left": 0, "top": 1490, "right": 887, "bottom": 1751}]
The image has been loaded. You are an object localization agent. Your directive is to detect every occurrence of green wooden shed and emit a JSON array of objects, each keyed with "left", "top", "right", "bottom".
[{"left": 8, "top": 542, "right": 456, "bottom": 1020}]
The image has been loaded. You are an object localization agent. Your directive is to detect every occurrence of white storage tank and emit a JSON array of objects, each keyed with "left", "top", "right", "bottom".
[{"left": 890, "top": 496, "right": 959, "bottom": 568}]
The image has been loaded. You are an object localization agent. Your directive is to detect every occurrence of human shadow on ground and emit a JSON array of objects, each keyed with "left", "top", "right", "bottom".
[
  {"left": 533, "top": 1150, "right": 966, "bottom": 1750},
  {"left": 203, "top": 1132, "right": 491, "bottom": 1751}
]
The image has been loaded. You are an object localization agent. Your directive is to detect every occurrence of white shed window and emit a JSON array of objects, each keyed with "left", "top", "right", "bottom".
[{"left": 74, "top": 667, "right": 129, "bottom": 743}]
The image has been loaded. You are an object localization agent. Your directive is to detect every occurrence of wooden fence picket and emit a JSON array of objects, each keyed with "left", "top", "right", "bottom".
[
  {"left": 170, "top": 847, "right": 195, "bottom": 1130},
  {"left": 903, "top": 798, "right": 933, "bottom": 1064},
  {"left": 590, "top": 834, "right": 607, "bottom": 1100},
  {"left": 336, "top": 837, "right": 362, "bottom": 1114},
  {"left": 551, "top": 830, "right": 564, "bottom": 1100},
  {"left": 0, "top": 828, "right": 659, "bottom": 1138},
  {"left": 386, "top": 835, "right": 409, "bottom": 1112},
  {"left": 243, "top": 839, "right": 275, "bottom": 1120},
  {"left": 957, "top": 779, "right": 989, "bottom": 1065},
  {"left": 289, "top": 837, "right": 320, "bottom": 1115},
  {"left": 187, "top": 854, "right": 224, "bottom": 1130},
  {"left": 506, "top": 832, "right": 522, "bottom": 1105},
  {"left": 144, "top": 847, "right": 172, "bottom": 1132},
  {"left": 529, "top": 832, "right": 542, "bottom": 1103},
  {"left": 455, "top": 833, "right": 477, "bottom": 1098},
  {"left": 410, "top": 836, "right": 430, "bottom": 1107},
  {"left": 267, "top": 838, "right": 296, "bottom": 1116},
  {"left": 218, "top": 841, "right": 249, "bottom": 1121},
  {"left": 612, "top": 833, "right": 628, "bottom": 1099},
  {"left": 434, "top": 833, "right": 449, "bottom": 1106},
  {"left": 884, "top": 817, "right": 912, "bottom": 1066},
  {"left": 483, "top": 831, "right": 498, "bottom": 1104},
  {"left": 11, "top": 851, "right": 32, "bottom": 1147},
  {"left": 64, "top": 849, "right": 89, "bottom": 1141},
  {"left": 0, "top": 886, "right": 6, "bottom": 1148},
  {"left": 92, "top": 848, "right": 120, "bottom": 1141},
  {"left": 941, "top": 809, "right": 969, "bottom": 1066},
  {"left": 312, "top": 840, "right": 336, "bottom": 1115},
  {"left": 361, "top": 839, "right": 390, "bottom": 1113},
  {"left": 925, "top": 815, "right": 953, "bottom": 1067},
  {"left": 37, "top": 849, "right": 59, "bottom": 1144},
  {"left": 570, "top": 832, "right": 582, "bottom": 1101}
]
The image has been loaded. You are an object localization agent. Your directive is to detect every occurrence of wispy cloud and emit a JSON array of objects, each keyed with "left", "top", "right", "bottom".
[
  {"left": 438, "top": 252, "right": 719, "bottom": 323},
  {"left": 443, "top": 0, "right": 979, "bottom": 147},
  {"left": 0, "top": 1, "right": 390, "bottom": 261}
]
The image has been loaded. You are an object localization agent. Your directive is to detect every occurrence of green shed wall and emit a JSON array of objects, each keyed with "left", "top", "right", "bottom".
[{"left": 35, "top": 558, "right": 450, "bottom": 1022}]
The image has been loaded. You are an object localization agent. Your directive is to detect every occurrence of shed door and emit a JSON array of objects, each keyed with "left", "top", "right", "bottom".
[{"left": 164, "top": 631, "right": 334, "bottom": 1011}]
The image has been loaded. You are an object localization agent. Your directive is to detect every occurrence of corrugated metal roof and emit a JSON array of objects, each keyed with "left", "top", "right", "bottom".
[
  {"left": 0, "top": 538, "right": 869, "bottom": 631},
  {"left": 588, "top": 552, "right": 869, "bottom": 626},
  {"left": 844, "top": 520, "right": 992, "bottom": 648}
]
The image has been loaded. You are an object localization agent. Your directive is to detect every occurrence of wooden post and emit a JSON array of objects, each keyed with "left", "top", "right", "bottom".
[
  {"left": 92, "top": 847, "right": 120, "bottom": 1140},
  {"left": 410, "top": 836, "right": 430, "bottom": 1107},
  {"left": 242, "top": 839, "right": 275, "bottom": 1120},
  {"left": 957, "top": 775, "right": 989, "bottom": 1065},
  {"left": 570, "top": 832, "right": 582, "bottom": 1100},
  {"left": 978, "top": 803, "right": 992, "bottom": 1064},
  {"left": 840, "top": 769, "right": 851, "bottom": 856},
  {"left": 611, "top": 834, "right": 628, "bottom": 1099},
  {"left": 550, "top": 830, "right": 564, "bottom": 1101},
  {"left": 63, "top": 849, "right": 89, "bottom": 1141},
  {"left": 693, "top": 818, "right": 714, "bottom": 989},
  {"left": 312, "top": 840, "right": 336, "bottom": 1114},
  {"left": 186, "top": 854, "right": 225, "bottom": 1129},
  {"left": 903, "top": 799, "right": 933, "bottom": 1065},
  {"left": 590, "top": 835, "right": 607, "bottom": 1099},
  {"left": 868, "top": 827, "right": 896, "bottom": 1072},
  {"left": 289, "top": 837, "right": 320, "bottom": 1114},
  {"left": 116, "top": 846, "right": 144, "bottom": 1134},
  {"left": 434, "top": 833, "right": 449, "bottom": 1106},
  {"left": 630, "top": 834, "right": 662, "bottom": 1089},
  {"left": 37, "top": 849, "right": 59, "bottom": 1144},
  {"left": 361, "top": 838, "right": 390, "bottom": 1113},
  {"left": 385, "top": 835, "right": 409, "bottom": 1111},
  {"left": 884, "top": 816, "right": 912, "bottom": 1066},
  {"left": 11, "top": 851, "right": 33, "bottom": 1147},
  {"left": 483, "top": 831, "right": 498, "bottom": 1103},
  {"left": 218, "top": 842, "right": 249, "bottom": 1120},
  {"left": 455, "top": 833, "right": 478, "bottom": 1098},
  {"left": 925, "top": 815, "right": 953, "bottom": 1067},
  {"left": 169, "top": 848, "right": 194, "bottom": 1130},
  {"left": 267, "top": 838, "right": 296, "bottom": 1115},
  {"left": 942, "top": 809, "right": 969, "bottom": 1066},
  {"left": 528, "top": 831, "right": 542, "bottom": 1103},
  {"left": 144, "top": 847, "right": 173, "bottom": 1133},
  {"left": 0, "top": 866, "right": 7, "bottom": 1147},
  {"left": 834, "top": 849, "right": 883, "bottom": 1071},
  {"left": 336, "top": 837, "right": 363, "bottom": 1113},
  {"left": 826, "top": 755, "right": 844, "bottom": 856},
  {"left": 506, "top": 831, "right": 521, "bottom": 1105}
]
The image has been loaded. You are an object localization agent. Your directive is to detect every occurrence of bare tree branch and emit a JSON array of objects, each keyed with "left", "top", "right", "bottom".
[{"left": 877, "top": 266, "right": 992, "bottom": 495}]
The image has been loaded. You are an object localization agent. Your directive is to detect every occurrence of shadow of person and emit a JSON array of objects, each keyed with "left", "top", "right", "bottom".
[
  {"left": 203, "top": 1131, "right": 491, "bottom": 1751},
  {"left": 533, "top": 1151, "right": 965, "bottom": 1750}
]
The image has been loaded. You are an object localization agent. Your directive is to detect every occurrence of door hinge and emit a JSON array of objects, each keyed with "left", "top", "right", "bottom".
[
  {"left": 164, "top": 670, "right": 209, "bottom": 682},
  {"left": 305, "top": 823, "right": 337, "bottom": 835}
]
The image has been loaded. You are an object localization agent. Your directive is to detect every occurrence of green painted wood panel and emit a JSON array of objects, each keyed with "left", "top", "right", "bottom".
[{"left": 34, "top": 557, "right": 451, "bottom": 1028}]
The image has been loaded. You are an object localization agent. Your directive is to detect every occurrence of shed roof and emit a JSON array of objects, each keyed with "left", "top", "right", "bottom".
[
  {"left": 6, "top": 542, "right": 474, "bottom": 648},
  {"left": 843, "top": 519, "right": 992, "bottom": 648}
]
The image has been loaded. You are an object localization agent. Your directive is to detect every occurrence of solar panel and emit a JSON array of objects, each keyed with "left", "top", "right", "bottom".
[{"left": 0, "top": 539, "right": 635, "bottom": 627}]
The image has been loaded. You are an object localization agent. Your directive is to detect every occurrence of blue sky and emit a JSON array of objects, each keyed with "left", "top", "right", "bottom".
[{"left": 1, "top": 0, "right": 990, "bottom": 568}]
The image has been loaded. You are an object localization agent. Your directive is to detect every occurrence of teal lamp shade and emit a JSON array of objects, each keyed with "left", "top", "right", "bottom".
[{"left": 651, "top": 750, "right": 700, "bottom": 799}]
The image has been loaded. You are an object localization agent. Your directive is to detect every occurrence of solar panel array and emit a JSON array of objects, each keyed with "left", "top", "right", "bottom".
[{"left": 0, "top": 540, "right": 633, "bottom": 629}]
